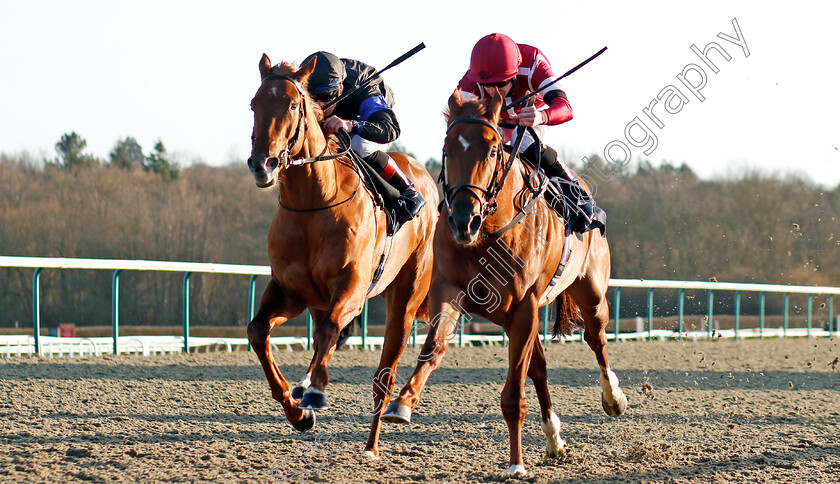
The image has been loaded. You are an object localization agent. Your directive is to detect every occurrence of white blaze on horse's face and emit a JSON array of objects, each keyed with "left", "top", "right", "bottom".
[{"left": 458, "top": 134, "right": 470, "bottom": 152}]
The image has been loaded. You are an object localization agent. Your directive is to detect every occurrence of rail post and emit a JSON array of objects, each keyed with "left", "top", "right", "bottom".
[
  {"left": 183, "top": 272, "right": 191, "bottom": 353},
  {"left": 707, "top": 290, "right": 715, "bottom": 340},
  {"left": 112, "top": 269, "right": 121, "bottom": 355},
  {"left": 613, "top": 287, "right": 621, "bottom": 341},
  {"left": 783, "top": 293, "right": 790, "bottom": 337},
  {"left": 677, "top": 288, "right": 685, "bottom": 340},
  {"left": 247, "top": 274, "right": 257, "bottom": 351},
  {"left": 542, "top": 305, "right": 549, "bottom": 343},
  {"left": 758, "top": 291, "right": 765, "bottom": 339},
  {"left": 361, "top": 301, "right": 368, "bottom": 350},
  {"left": 734, "top": 290, "right": 741, "bottom": 339},
  {"left": 647, "top": 288, "right": 654, "bottom": 340},
  {"left": 807, "top": 294, "right": 813, "bottom": 338},
  {"left": 307, "top": 310, "right": 313, "bottom": 351},
  {"left": 32, "top": 267, "right": 42, "bottom": 356}
]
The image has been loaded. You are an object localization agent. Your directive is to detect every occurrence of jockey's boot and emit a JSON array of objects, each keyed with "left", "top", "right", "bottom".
[
  {"left": 363, "top": 151, "right": 426, "bottom": 225},
  {"left": 523, "top": 144, "right": 594, "bottom": 233}
]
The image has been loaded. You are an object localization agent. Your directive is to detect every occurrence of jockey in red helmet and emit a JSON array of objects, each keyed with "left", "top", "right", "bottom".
[
  {"left": 458, "top": 33, "right": 599, "bottom": 233},
  {"left": 303, "top": 51, "right": 425, "bottom": 226}
]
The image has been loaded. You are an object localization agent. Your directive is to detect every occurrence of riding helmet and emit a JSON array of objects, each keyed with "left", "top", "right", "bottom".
[
  {"left": 467, "top": 33, "right": 521, "bottom": 84},
  {"left": 302, "top": 51, "right": 346, "bottom": 99}
]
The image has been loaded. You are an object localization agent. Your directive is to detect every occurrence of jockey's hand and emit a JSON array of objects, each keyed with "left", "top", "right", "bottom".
[
  {"left": 515, "top": 106, "right": 545, "bottom": 127},
  {"left": 322, "top": 116, "right": 352, "bottom": 135}
]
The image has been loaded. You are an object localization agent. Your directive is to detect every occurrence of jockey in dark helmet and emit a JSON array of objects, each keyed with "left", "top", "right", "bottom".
[
  {"left": 457, "top": 33, "right": 599, "bottom": 233},
  {"left": 302, "top": 51, "right": 426, "bottom": 225}
]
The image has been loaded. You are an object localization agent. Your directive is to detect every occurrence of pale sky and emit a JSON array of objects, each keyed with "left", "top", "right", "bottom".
[{"left": 2, "top": 1, "right": 839, "bottom": 187}]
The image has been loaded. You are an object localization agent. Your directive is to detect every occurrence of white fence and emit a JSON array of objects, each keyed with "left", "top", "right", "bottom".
[{"left": 1, "top": 256, "right": 838, "bottom": 357}]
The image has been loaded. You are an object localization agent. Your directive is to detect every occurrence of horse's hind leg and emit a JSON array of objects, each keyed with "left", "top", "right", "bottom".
[
  {"left": 247, "top": 278, "right": 313, "bottom": 430},
  {"left": 528, "top": 340, "right": 565, "bottom": 457},
  {"left": 364, "top": 253, "right": 431, "bottom": 459},
  {"left": 569, "top": 282, "right": 628, "bottom": 417}
]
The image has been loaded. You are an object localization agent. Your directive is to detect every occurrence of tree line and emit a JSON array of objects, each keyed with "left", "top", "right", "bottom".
[{"left": 1, "top": 133, "right": 838, "bottom": 329}]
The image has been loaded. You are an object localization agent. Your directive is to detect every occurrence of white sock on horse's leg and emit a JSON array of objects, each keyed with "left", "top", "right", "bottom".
[
  {"left": 599, "top": 366, "right": 622, "bottom": 404},
  {"left": 541, "top": 410, "right": 566, "bottom": 457}
]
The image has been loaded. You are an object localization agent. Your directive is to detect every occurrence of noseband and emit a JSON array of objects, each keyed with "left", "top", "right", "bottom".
[{"left": 440, "top": 117, "right": 515, "bottom": 222}]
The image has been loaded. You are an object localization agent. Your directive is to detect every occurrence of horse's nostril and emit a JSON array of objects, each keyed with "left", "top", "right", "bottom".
[
  {"left": 267, "top": 157, "right": 279, "bottom": 170},
  {"left": 469, "top": 215, "right": 482, "bottom": 235}
]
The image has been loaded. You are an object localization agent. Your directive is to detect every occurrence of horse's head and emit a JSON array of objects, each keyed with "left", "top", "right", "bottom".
[
  {"left": 442, "top": 89, "right": 505, "bottom": 245},
  {"left": 248, "top": 54, "right": 318, "bottom": 188}
]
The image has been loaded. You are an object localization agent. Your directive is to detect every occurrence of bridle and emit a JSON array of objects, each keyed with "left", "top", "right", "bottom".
[
  {"left": 440, "top": 117, "right": 510, "bottom": 221},
  {"left": 255, "top": 74, "right": 351, "bottom": 168},
  {"left": 440, "top": 117, "right": 548, "bottom": 237},
  {"left": 254, "top": 74, "right": 359, "bottom": 212}
]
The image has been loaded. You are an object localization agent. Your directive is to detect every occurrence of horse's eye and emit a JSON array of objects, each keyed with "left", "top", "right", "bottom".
[
  {"left": 289, "top": 101, "right": 298, "bottom": 111},
  {"left": 488, "top": 147, "right": 498, "bottom": 159}
]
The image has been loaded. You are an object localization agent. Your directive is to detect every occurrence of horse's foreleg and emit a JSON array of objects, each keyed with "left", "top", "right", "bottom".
[
  {"left": 300, "top": 279, "right": 365, "bottom": 411},
  {"left": 363, "top": 263, "right": 429, "bottom": 459},
  {"left": 247, "top": 279, "right": 313, "bottom": 430},
  {"left": 501, "top": 298, "right": 540, "bottom": 477},
  {"left": 528, "top": 340, "right": 565, "bottom": 458},
  {"left": 291, "top": 309, "right": 328, "bottom": 401},
  {"left": 382, "top": 282, "right": 461, "bottom": 423}
]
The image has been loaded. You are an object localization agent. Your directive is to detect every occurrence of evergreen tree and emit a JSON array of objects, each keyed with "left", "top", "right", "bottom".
[
  {"left": 55, "top": 132, "right": 98, "bottom": 169},
  {"left": 144, "top": 139, "right": 179, "bottom": 181},
  {"left": 109, "top": 137, "right": 144, "bottom": 170}
]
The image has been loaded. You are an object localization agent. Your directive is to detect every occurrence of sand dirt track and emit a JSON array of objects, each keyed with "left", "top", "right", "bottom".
[{"left": 1, "top": 338, "right": 839, "bottom": 483}]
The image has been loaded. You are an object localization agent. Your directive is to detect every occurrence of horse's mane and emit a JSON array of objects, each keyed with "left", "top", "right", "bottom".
[{"left": 268, "top": 61, "right": 340, "bottom": 154}]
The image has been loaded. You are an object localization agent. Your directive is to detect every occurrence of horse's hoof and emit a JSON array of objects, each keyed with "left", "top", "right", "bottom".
[
  {"left": 545, "top": 437, "right": 567, "bottom": 458},
  {"left": 362, "top": 450, "right": 380, "bottom": 461},
  {"left": 291, "top": 409, "right": 316, "bottom": 431},
  {"left": 381, "top": 402, "right": 411, "bottom": 424},
  {"left": 299, "top": 388, "right": 329, "bottom": 410},
  {"left": 508, "top": 464, "right": 527, "bottom": 477},
  {"left": 601, "top": 391, "right": 628, "bottom": 417}
]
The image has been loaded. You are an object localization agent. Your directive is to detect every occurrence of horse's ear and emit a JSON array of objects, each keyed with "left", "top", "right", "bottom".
[
  {"left": 259, "top": 54, "right": 272, "bottom": 80},
  {"left": 448, "top": 89, "right": 463, "bottom": 116},
  {"left": 297, "top": 55, "right": 317, "bottom": 84},
  {"left": 487, "top": 88, "right": 503, "bottom": 122}
]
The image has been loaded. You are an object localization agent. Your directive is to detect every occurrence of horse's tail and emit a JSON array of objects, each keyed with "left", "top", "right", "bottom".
[{"left": 552, "top": 292, "right": 584, "bottom": 338}]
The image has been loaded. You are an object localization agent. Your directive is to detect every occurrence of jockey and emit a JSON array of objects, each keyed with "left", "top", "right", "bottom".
[
  {"left": 303, "top": 51, "right": 426, "bottom": 225},
  {"left": 457, "top": 33, "right": 596, "bottom": 233}
]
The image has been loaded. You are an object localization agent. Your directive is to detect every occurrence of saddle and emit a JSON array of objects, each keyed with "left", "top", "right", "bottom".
[
  {"left": 543, "top": 175, "right": 607, "bottom": 235},
  {"left": 336, "top": 132, "right": 401, "bottom": 236}
]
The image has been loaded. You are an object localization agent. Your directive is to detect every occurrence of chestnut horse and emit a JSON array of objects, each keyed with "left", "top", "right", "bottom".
[
  {"left": 381, "top": 90, "right": 628, "bottom": 476},
  {"left": 246, "top": 55, "right": 438, "bottom": 457}
]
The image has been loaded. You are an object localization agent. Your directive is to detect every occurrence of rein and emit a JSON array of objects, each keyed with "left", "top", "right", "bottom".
[{"left": 440, "top": 118, "right": 545, "bottom": 237}]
